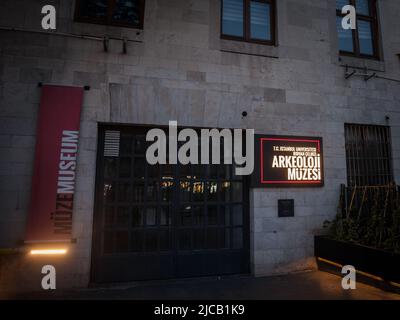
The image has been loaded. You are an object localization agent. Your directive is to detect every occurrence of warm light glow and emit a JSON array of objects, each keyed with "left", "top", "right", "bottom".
[
  {"left": 30, "top": 249, "right": 67, "bottom": 255},
  {"left": 317, "top": 257, "right": 387, "bottom": 282}
]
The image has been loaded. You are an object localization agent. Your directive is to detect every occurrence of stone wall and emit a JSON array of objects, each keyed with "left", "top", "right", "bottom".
[{"left": 0, "top": 0, "right": 399, "bottom": 292}]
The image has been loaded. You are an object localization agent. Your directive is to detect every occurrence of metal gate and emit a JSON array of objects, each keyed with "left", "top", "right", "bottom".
[{"left": 91, "top": 125, "right": 250, "bottom": 283}]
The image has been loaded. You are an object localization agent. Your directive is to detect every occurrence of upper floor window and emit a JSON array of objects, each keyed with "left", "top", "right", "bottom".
[
  {"left": 221, "top": 0, "right": 276, "bottom": 45},
  {"left": 75, "top": 0, "right": 145, "bottom": 29},
  {"left": 336, "top": 0, "right": 379, "bottom": 59}
]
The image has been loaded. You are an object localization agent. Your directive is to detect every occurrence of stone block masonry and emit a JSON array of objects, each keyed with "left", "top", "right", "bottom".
[{"left": 0, "top": 0, "right": 399, "bottom": 292}]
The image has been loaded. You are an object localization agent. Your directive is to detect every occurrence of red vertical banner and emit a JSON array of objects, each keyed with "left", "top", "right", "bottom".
[{"left": 25, "top": 85, "right": 84, "bottom": 243}]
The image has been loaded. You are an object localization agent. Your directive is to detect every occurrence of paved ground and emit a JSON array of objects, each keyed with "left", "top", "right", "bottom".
[{"left": 2, "top": 270, "right": 400, "bottom": 300}]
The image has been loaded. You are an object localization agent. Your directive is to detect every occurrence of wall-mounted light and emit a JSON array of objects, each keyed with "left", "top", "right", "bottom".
[{"left": 30, "top": 249, "right": 67, "bottom": 255}]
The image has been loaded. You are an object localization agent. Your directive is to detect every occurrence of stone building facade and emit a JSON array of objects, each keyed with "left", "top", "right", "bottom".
[{"left": 0, "top": 0, "right": 399, "bottom": 293}]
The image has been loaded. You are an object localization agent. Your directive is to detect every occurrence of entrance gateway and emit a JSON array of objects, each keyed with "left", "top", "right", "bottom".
[{"left": 91, "top": 125, "right": 250, "bottom": 283}]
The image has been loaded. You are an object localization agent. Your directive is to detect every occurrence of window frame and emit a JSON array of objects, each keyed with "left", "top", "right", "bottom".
[
  {"left": 336, "top": 0, "right": 380, "bottom": 60},
  {"left": 74, "top": 0, "right": 145, "bottom": 29},
  {"left": 344, "top": 123, "right": 394, "bottom": 187},
  {"left": 220, "top": 0, "right": 276, "bottom": 46}
]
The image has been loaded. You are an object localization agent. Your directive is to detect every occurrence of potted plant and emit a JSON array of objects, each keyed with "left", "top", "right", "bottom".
[{"left": 315, "top": 184, "right": 400, "bottom": 284}]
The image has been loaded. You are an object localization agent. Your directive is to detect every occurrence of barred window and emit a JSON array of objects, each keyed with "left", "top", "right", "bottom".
[{"left": 345, "top": 124, "right": 393, "bottom": 186}]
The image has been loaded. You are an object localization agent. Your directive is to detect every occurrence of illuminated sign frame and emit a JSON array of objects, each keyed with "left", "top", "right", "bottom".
[{"left": 252, "top": 135, "right": 324, "bottom": 188}]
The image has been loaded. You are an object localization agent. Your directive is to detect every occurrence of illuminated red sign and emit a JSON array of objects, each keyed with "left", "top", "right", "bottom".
[
  {"left": 253, "top": 135, "right": 324, "bottom": 187},
  {"left": 25, "top": 85, "right": 84, "bottom": 243}
]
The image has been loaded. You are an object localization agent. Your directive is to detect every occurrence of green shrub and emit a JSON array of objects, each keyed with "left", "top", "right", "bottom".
[{"left": 324, "top": 185, "right": 400, "bottom": 253}]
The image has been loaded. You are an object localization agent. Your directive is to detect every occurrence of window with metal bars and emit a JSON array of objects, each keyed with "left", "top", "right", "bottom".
[{"left": 344, "top": 124, "right": 393, "bottom": 186}]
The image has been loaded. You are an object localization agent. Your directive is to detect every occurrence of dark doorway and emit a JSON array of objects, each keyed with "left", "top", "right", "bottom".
[{"left": 91, "top": 124, "right": 250, "bottom": 283}]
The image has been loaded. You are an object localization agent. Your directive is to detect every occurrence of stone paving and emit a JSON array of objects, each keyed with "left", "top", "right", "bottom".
[{"left": 2, "top": 271, "right": 399, "bottom": 300}]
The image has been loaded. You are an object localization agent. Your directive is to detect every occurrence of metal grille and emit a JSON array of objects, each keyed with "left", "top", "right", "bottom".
[
  {"left": 92, "top": 126, "right": 250, "bottom": 282},
  {"left": 345, "top": 124, "right": 393, "bottom": 186},
  {"left": 104, "top": 130, "right": 120, "bottom": 157}
]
